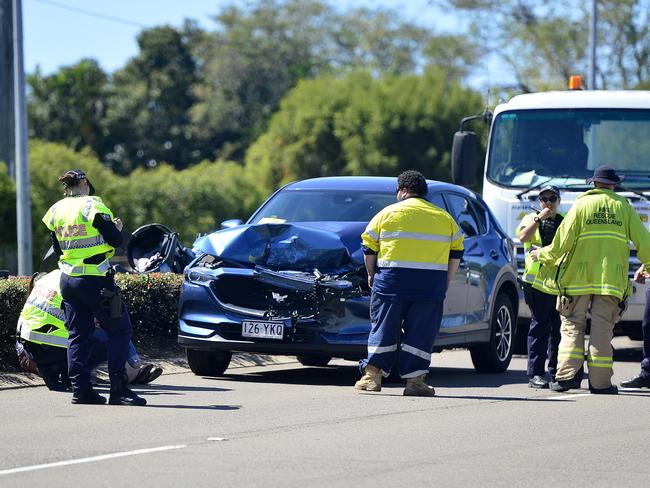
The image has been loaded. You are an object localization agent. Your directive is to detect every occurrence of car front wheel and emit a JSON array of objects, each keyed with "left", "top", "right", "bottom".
[
  {"left": 296, "top": 354, "right": 331, "bottom": 367},
  {"left": 186, "top": 349, "right": 232, "bottom": 376},
  {"left": 469, "top": 293, "right": 514, "bottom": 373}
]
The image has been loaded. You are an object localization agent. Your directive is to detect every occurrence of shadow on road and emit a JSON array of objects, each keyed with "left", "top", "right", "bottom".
[{"left": 144, "top": 404, "right": 242, "bottom": 411}]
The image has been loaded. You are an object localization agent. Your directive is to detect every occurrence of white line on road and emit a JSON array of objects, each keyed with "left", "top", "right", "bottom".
[
  {"left": 547, "top": 393, "right": 593, "bottom": 400},
  {"left": 0, "top": 444, "right": 188, "bottom": 477}
]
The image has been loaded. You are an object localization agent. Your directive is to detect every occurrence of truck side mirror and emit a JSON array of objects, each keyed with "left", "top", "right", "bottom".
[
  {"left": 220, "top": 219, "right": 243, "bottom": 230},
  {"left": 451, "top": 130, "right": 478, "bottom": 187}
]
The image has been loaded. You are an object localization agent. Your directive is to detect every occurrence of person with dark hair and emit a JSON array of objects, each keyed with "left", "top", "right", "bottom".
[
  {"left": 517, "top": 185, "right": 564, "bottom": 388},
  {"left": 16, "top": 270, "right": 163, "bottom": 391},
  {"left": 355, "top": 170, "right": 464, "bottom": 396},
  {"left": 531, "top": 165, "right": 650, "bottom": 394},
  {"left": 42, "top": 169, "right": 146, "bottom": 405}
]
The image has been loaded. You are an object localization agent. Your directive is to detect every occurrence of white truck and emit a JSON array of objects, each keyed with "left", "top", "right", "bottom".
[{"left": 452, "top": 79, "right": 650, "bottom": 343}]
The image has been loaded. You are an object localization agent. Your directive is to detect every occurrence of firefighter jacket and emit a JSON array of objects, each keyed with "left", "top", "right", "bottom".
[
  {"left": 361, "top": 197, "right": 464, "bottom": 271},
  {"left": 42, "top": 195, "right": 115, "bottom": 276},
  {"left": 538, "top": 188, "right": 650, "bottom": 300},
  {"left": 17, "top": 270, "right": 68, "bottom": 348},
  {"left": 518, "top": 212, "right": 565, "bottom": 295}
]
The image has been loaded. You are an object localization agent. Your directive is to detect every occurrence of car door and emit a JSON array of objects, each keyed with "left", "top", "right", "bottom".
[
  {"left": 443, "top": 193, "right": 490, "bottom": 334},
  {"left": 429, "top": 192, "right": 468, "bottom": 342}
]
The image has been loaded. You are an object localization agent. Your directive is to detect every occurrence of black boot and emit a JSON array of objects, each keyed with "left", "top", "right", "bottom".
[
  {"left": 549, "top": 367, "right": 584, "bottom": 392},
  {"left": 72, "top": 389, "right": 107, "bottom": 405},
  {"left": 109, "top": 377, "right": 147, "bottom": 406}
]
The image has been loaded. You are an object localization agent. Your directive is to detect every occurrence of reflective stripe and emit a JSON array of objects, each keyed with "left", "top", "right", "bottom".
[
  {"left": 559, "top": 353, "right": 585, "bottom": 360},
  {"left": 558, "top": 347, "right": 584, "bottom": 360},
  {"left": 401, "top": 343, "right": 431, "bottom": 362},
  {"left": 364, "top": 229, "right": 379, "bottom": 240},
  {"left": 59, "top": 235, "right": 107, "bottom": 250},
  {"left": 20, "top": 330, "right": 68, "bottom": 347},
  {"left": 25, "top": 296, "right": 65, "bottom": 322},
  {"left": 522, "top": 273, "right": 536, "bottom": 284},
  {"left": 587, "top": 361, "right": 613, "bottom": 368},
  {"left": 562, "top": 284, "right": 625, "bottom": 297},
  {"left": 451, "top": 230, "right": 463, "bottom": 241},
  {"left": 578, "top": 231, "right": 628, "bottom": 243},
  {"left": 59, "top": 259, "right": 111, "bottom": 276},
  {"left": 377, "top": 259, "right": 448, "bottom": 271},
  {"left": 401, "top": 369, "right": 430, "bottom": 379},
  {"left": 368, "top": 344, "right": 398, "bottom": 355},
  {"left": 81, "top": 198, "right": 94, "bottom": 222},
  {"left": 380, "top": 231, "right": 453, "bottom": 243}
]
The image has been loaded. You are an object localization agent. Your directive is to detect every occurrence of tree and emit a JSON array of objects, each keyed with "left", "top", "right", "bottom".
[
  {"left": 27, "top": 59, "right": 110, "bottom": 154},
  {"left": 436, "top": 0, "right": 650, "bottom": 90},
  {"left": 246, "top": 68, "right": 484, "bottom": 193},
  {"left": 103, "top": 25, "right": 199, "bottom": 174}
]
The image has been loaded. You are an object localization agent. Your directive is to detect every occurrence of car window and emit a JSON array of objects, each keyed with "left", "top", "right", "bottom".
[
  {"left": 428, "top": 192, "right": 447, "bottom": 210},
  {"left": 468, "top": 199, "right": 488, "bottom": 235},
  {"left": 444, "top": 193, "right": 480, "bottom": 237}
]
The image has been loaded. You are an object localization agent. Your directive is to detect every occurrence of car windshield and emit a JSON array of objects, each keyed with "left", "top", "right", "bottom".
[
  {"left": 487, "top": 109, "right": 650, "bottom": 190},
  {"left": 249, "top": 190, "right": 396, "bottom": 223}
]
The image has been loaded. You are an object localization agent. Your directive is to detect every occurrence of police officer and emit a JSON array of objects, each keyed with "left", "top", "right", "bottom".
[
  {"left": 42, "top": 169, "right": 146, "bottom": 405},
  {"left": 517, "top": 185, "right": 564, "bottom": 388},
  {"left": 16, "top": 270, "right": 163, "bottom": 390},
  {"left": 620, "top": 264, "right": 650, "bottom": 388},
  {"left": 531, "top": 165, "right": 650, "bottom": 394},
  {"left": 355, "top": 170, "right": 464, "bottom": 396}
]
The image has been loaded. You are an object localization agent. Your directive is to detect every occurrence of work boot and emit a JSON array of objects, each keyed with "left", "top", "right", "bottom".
[
  {"left": 620, "top": 374, "right": 650, "bottom": 389},
  {"left": 71, "top": 389, "right": 107, "bottom": 405},
  {"left": 528, "top": 375, "right": 549, "bottom": 389},
  {"left": 354, "top": 365, "right": 382, "bottom": 392},
  {"left": 403, "top": 374, "right": 436, "bottom": 397},
  {"left": 549, "top": 367, "right": 584, "bottom": 392},
  {"left": 109, "top": 379, "right": 147, "bottom": 406},
  {"left": 589, "top": 383, "right": 618, "bottom": 395}
]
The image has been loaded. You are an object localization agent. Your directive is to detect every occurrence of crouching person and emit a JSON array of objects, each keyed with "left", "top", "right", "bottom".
[
  {"left": 16, "top": 270, "right": 163, "bottom": 391},
  {"left": 355, "top": 170, "right": 464, "bottom": 396}
]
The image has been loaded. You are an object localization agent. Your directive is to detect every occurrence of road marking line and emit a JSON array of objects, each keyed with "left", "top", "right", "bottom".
[
  {"left": 547, "top": 393, "right": 592, "bottom": 400},
  {"left": 207, "top": 437, "right": 226, "bottom": 441},
  {"left": 0, "top": 444, "right": 187, "bottom": 477}
]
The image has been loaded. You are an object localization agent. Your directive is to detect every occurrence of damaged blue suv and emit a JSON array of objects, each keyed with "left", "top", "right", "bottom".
[{"left": 178, "top": 177, "right": 519, "bottom": 376}]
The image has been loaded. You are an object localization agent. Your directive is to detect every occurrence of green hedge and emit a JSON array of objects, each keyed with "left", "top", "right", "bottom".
[{"left": 0, "top": 273, "right": 183, "bottom": 370}]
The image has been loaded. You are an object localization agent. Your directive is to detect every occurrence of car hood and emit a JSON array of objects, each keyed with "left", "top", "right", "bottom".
[{"left": 193, "top": 222, "right": 366, "bottom": 273}]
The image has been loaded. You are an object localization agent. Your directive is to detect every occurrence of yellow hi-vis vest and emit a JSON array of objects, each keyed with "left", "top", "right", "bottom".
[
  {"left": 518, "top": 212, "right": 565, "bottom": 295},
  {"left": 361, "top": 197, "right": 464, "bottom": 270},
  {"left": 17, "top": 270, "right": 68, "bottom": 348},
  {"left": 42, "top": 196, "right": 115, "bottom": 276}
]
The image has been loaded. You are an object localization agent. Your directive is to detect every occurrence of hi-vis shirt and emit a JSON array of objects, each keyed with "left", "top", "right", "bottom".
[
  {"left": 17, "top": 270, "right": 68, "bottom": 348},
  {"left": 362, "top": 197, "right": 464, "bottom": 299},
  {"left": 538, "top": 188, "right": 650, "bottom": 299}
]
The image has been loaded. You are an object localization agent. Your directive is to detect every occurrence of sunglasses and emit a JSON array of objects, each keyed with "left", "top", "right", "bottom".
[{"left": 539, "top": 195, "right": 558, "bottom": 203}]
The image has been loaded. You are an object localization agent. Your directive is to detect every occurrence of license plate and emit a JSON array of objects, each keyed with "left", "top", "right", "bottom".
[{"left": 242, "top": 320, "right": 284, "bottom": 340}]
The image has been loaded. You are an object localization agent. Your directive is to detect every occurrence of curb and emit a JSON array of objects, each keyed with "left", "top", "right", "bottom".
[{"left": 0, "top": 353, "right": 297, "bottom": 391}]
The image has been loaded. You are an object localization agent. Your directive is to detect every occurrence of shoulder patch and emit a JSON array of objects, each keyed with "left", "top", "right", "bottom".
[{"left": 101, "top": 213, "right": 112, "bottom": 221}]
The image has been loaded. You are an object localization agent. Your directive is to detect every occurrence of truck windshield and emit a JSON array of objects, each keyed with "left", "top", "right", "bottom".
[
  {"left": 250, "top": 190, "right": 396, "bottom": 223},
  {"left": 487, "top": 109, "right": 650, "bottom": 190}
]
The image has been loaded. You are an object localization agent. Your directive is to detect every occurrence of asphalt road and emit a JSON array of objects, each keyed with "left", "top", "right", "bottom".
[{"left": 1, "top": 339, "right": 649, "bottom": 488}]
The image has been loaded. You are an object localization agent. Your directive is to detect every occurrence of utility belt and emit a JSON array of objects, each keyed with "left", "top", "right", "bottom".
[{"left": 557, "top": 292, "right": 628, "bottom": 321}]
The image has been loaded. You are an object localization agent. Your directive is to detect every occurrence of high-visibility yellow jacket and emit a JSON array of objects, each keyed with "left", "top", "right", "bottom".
[
  {"left": 17, "top": 270, "right": 68, "bottom": 348},
  {"left": 362, "top": 197, "right": 464, "bottom": 271},
  {"left": 538, "top": 188, "right": 650, "bottom": 299},
  {"left": 42, "top": 196, "right": 115, "bottom": 276},
  {"left": 518, "top": 212, "right": 565, "bottom": 295}
]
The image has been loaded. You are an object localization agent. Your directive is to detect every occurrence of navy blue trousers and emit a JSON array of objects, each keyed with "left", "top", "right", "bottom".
[
  {"left": 360, "top": 293, "right": 443, "bottom": 379},
  {"left": 523, "top": 284, "right": 561, "bottom": 378},
  {"left": 60, "top": 273, "right": 132, "bottom": 392},
  {"left": 641, "top": 287, "right": 650, "bottom": 378}
]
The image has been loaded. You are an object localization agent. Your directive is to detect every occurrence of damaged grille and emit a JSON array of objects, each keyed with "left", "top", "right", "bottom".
[{"left": 209, "top": 267, "right": 363, "bottom": 319}]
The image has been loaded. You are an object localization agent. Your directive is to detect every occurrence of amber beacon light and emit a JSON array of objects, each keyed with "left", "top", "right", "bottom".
[{"left": 568, "top": 75, "right": 583, "bottom": 90}]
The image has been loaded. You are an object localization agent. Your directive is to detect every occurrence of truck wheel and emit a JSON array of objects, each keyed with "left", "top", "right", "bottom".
[
  {"left": 470, "top": 293, "right": 514, "bottom": 373},
  {"left": 186, "top": 349, "right": 232, "bottom": 376},
  {"left": 296, "top": 354, "right": 331, "bottom": 367}
]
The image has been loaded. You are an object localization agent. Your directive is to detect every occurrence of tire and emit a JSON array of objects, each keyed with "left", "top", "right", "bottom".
[
  {"left": 186, "top": 349, "right": 232, "bottom": 376},
  {"left": 470, "top": 293, "right": 515, "bottom": 373},
  {"left": 296, "top": 354, "right": 331, "bottom": 367}
]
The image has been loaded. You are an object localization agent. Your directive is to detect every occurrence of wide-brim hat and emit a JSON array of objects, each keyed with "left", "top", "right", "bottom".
[{"left": 586, "top": 165, "right": 625, "bottom": 185}]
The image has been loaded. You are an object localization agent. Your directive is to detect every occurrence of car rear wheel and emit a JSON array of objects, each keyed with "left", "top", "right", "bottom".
[
  {"left": 470, "top": 293, "right": 514, "bottom": 373},
  {"left": 186, "top": 349, "right": 232, "bottom": 376},
  {"left": 296, "top": 354, "right": 331, "bottom": 367}
]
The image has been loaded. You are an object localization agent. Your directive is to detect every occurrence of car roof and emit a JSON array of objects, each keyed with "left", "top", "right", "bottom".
[{"left": 281, "top": 176, "right": 475, "bottom": 198}]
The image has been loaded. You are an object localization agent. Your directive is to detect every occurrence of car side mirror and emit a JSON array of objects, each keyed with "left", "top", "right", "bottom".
[
  {"left": 451, "top": 130, "right": 478, "bottom": 187},
  {"left": 220, "top": 219, "right": 243, "bottom": 230}
]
